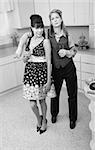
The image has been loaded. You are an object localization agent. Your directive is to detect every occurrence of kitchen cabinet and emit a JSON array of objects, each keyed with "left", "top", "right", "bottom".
[
  {"left": 0, "top": 56, "right": 17, "bottom": 93},
  {"left": 50, "top": 0, "right": 90, "bottom": 25},
  {"left": 18, "top": 0, "right": 35, "bottom": 28},
  {"left": 73, "top": 53, "right": 81, "bottom": 89},
  {"left": 73, "top": 52, "right": 95, "bottom": 91},
  {"left": 34, "top": 0, "right": 50, "bottom": 26},
  {"left": 14, "top": 59, "right": 25, "bottom": 86},
  {"left": 0, "top": 55, "right": 25, "bottom": 93},
  {"left": 74, "top": 0, "right": 90, "bottom": 25},
  {"left": 34, "top": 0, "right": 90, "bottom": 26},
  {"left": 13, "top": 0, "right": 35, "bottom": 28},
  {"left": 11, "top": 0, "right": 90, "bottom": 27},
  {"left": 81, "top": 54, "right": 95, "bottom": 90},
  {"left": 49, "top": 0, "right": 74, "bottom": 25}
]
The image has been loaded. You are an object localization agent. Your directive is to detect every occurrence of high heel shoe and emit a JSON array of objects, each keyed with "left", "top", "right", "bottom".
[
  {"left": 40, "top": 119, "right": 47, "bottom": 134},
  {"left": 37, "top": 115, "right": 43, "bottom": 132}
]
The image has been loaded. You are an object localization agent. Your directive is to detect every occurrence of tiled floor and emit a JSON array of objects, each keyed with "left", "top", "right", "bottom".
[{"left": 0, "top": 87, "right": 91, "bottom": 150}]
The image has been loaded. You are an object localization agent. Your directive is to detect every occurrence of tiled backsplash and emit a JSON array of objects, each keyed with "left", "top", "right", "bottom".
[
  {"left": 0, "top": 26, "right": 90, "bottom": 48},
  {"left": 67, "top": 26, "right": 89, "bottom": 44}
]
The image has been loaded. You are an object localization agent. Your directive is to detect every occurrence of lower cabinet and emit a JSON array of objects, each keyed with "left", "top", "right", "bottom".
[
  {"left": 73, "top": 52, "right": 95, "bottom": 91},
  {"left": 0, "top": 63, "right": 17, "bottom": 92},
  {"left": 81, "top": 54, "right": 95, "bottom": 90},
  {"left": 0, "top": 56, "right": 25, "bottom": 93},
  {"left": 73, "top": 54, "right": 81, "bottom": 90},
  {"left": 14, "top": 59, "right": 25, "bottom": 86}
]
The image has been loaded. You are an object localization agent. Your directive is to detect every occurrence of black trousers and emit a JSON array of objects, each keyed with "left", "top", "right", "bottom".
[{"left": 51, "top": 60, "right": 78, "bottom": 122}]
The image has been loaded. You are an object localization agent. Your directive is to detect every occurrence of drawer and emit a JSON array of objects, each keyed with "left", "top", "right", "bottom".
[
  {"left": 81, "top": 72, "right": 94, "bottom": 81},
  {"left": 81, "top": 63, "right": 95, "bottom": 73},
  {"left": 81, "top": 54, "right": 95, "bottom": 64}
]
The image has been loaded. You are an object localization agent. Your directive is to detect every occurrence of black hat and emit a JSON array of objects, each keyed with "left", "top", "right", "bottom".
[{"left": 30, "top": 14, "right": 44, "bottom": 28}]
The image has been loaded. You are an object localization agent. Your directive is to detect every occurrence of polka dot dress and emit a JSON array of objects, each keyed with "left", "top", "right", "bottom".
[{"left": 23, "top": 39, "right": 48, "bottom": 100}]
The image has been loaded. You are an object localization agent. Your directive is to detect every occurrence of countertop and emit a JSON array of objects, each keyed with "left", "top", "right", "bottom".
[
  {"left": 0, "top": 46, "right": 17, "bottom": 58},
  {"left": 0, "top": 46, "right": 23, "bottom": 66},
  {"left": 0, "top": 46, "right": 95, "bottom": 59},
  {"left": 78, "top": 48, "right": 95, "bottom": 55}
]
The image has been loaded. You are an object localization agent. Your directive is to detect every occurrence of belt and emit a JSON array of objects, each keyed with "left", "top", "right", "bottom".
[{"left": 28, "top": 55, "right": 47, "bottom": 62}]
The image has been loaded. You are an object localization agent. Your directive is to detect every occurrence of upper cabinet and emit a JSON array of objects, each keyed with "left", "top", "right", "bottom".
[
  {"left": 13, "top": 0, "right": 90, "bottom": 27},
  {"left": 74, "top": 0, "right": 90, "bottom": 25},
  {"left": 18, "top": 0, "right": 35, "bottom": 28},
  {"left": 12, "top": 0, "right": 35, "bottom": 28},
  {"left": 49, "top": 0, "right": 74, "bottom": 26},
  {"left": 34, "top": 0, "right": 50, "bottom": 26},
  {"left": 34, "top": 0, "right": 90, "bottom": 26}
]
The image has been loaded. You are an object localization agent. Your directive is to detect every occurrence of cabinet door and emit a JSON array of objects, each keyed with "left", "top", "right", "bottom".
[
  {"left": 49, "top": 0, "right": 74, "bottom": 25},
  {"left": 17, "top": 0, "right": 35, "bottom": 28},
  {"left": 34, "top": 0, "right": 50, "bottom": 26},
  {"left": 81, "top": 72, "right": 95, "bottom": 90},
  {"left": 81, "top": 54, "right": 95, "bottom": 90},
  {"left": 73, "top": 54, "right": 81, "bottom": 89},
  {"left": 0, "top": 63, "right": 17, "bottom": 93},
  {"left": 81, "top": 54, "right": 95, "bottom": 64},
  {"left": 74, "top": 0, "right": 89, "bottom": 25},
  {"left": 14, "top": 59, "right": 25, "bottom": 86},
  {"left": 81, "top": 63, "right": 95, "bottom": 73}
]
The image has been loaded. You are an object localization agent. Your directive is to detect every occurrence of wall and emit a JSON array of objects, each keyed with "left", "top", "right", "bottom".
[
  {"left": 67, "top": 26, "right": 89, "bottom": 44},
  {"left": 17, "top": 26, "right": 89, "bottom": 44},
  {"left": 0, "top": 26, "right": 89, "bottom": 48}
]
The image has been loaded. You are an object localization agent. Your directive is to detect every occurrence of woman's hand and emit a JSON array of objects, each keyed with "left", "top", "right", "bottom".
[
  {"left": 58, "top": 47, "right": 77, "bottom": 58},
  {"left": 66, "top": 47, "right": 77, "bottom": 58},
  {"left": 23, "top": 51, "right": 31, "bottom": 63},
  {"left": 43, "top": 81, "right": 51, "bottom": 93},
  {"left": 58, "top": 49, "right": 66, "bottom": 57},
  {"left": 14, "top": 53, "right": 20, "bottom": 59}
]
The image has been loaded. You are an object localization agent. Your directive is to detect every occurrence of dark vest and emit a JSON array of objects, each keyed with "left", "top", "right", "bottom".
[{"left": 48, "top": 32, "right": 72, "bottom": 69}]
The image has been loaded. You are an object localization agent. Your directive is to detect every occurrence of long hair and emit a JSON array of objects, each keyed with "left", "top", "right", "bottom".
[
  {"left": 30, "top": 14, "right": 45, "bottom": 38},
  {"left": 49, "top": 9, "right": 68, "bottom": 36}
]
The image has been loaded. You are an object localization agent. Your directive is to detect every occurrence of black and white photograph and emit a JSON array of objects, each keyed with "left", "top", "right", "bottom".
[{"left": 0, "top": 0, "right": 95, "bottom": 150}]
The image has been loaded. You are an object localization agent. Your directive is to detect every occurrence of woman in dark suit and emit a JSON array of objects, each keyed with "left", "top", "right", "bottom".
[{"left": 48, "top": 9, "right": 78, "bottom": 129}]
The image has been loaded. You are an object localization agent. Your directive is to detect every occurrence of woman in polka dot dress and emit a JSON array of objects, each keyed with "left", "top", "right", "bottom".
[{"left": 15, "top": 14, "right": 51, "bottom": 134}]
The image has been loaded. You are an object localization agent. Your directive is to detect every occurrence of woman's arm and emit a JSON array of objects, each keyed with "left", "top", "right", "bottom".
[
  {"left": 15, "top": 32, "right": 31, "bottom": 58},
  {"left": 66, "top": 35, "right": 77, "bottom": 58},
  {"left": 44, "top": 39, "right": 51, "bottom": 84},
  {"left": 58, "top": 34, "right": 77, "bottom": 58}
]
